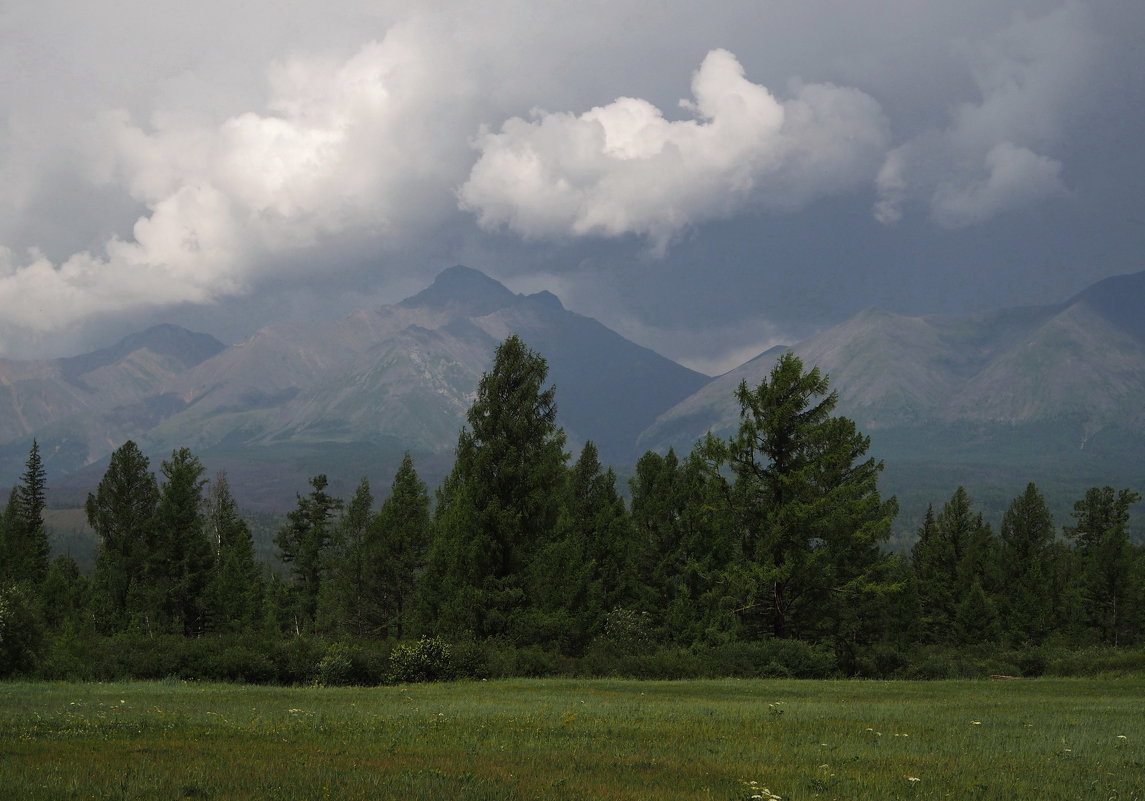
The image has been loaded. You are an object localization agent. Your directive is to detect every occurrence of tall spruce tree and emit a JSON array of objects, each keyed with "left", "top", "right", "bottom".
[
  {"left": 87, "top": 441, "right": 158, "bottom": 633},
  {"left": 419, "top": 335, "right": 567, "bottom": 639},
  {"left": 14, "top": 440, "right": 50, "bottom": 585},
  {"left": 528, "top": 441, "right": 637, "bottom": 652},
  {"left": 700, "top": 352, "right": 899, "bottom": 653}
]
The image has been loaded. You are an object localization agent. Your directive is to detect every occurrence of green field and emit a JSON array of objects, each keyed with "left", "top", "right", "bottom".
[{"left": 1, "top": 678, "right": 1142, "bottom": 800}]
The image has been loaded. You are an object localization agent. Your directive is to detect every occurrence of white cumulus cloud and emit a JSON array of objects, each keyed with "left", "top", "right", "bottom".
[
  {"left": 0, "top": 23, "right": 468, "bottom": 335},
  {"left": 458, "top": 49, "right": 890, "bottom": 254}
]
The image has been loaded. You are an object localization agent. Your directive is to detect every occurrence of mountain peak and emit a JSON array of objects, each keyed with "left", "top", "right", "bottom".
[
  {"left": 1066, "top": 269, "right": 1145, "bottom": 342},
  {"left": 400, "top": 265, "right": 516, "bottom": 316},
  {"left": 526, "top": 290, "right": 564, "bottom": 311},
  {"left": 59, "top": 323, "right": 226, "bottom": 382}
]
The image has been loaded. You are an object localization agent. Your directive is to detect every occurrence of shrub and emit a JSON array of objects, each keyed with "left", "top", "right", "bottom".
[
  {"left": 315, "top": 641, "right": 356, "bottom": 686},
  {"left": 0, "top": 584, "right": 44, "bottom": 677},
  {"left": 388, "top": 636, "right": 453, "bottom": 683}
]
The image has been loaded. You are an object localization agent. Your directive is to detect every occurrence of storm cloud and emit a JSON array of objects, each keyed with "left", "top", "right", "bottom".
[{"left": 0, "top": 0, "right": 1140, "bottom": 367}]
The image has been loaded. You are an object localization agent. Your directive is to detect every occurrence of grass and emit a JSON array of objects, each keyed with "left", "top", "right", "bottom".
[{"left": 1, "top": 677, "right": 1142, "bottom": 800}]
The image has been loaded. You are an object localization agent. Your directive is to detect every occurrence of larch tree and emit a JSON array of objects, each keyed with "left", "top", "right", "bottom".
[
  {"left": 86, "top": 441, "right": 158, "bottom": 633},
  {"left": 274, "top": 474, "right": 341, "bottom": 631},
  {"left": 997, "top": 483, "right": 1057, "bottom": 645},
  {"left": 367, "top": 453, "right": 430, "bottom": 639},
  {"left": 419, "top": 335, "right": 567, "bottom": 639},
  {"left": 700, "top": 352, "right": 899, "bottom": 656},
  {"left": 150, "top": 448, "right": 213, "bottom": 635},
  {"left": 1065, "top": 486, "right": 1141, "bottom": 646},
  {"left": 202, "top": 471, "right": 262, "bottom": 634}
]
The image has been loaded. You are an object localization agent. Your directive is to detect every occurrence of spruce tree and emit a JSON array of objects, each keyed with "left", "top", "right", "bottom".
[
  {"left": 629, "top": 447, "right": 735, "bottom": 644},
  {"left": 528, "top": 441, "right": 636, "bottom": 651},
  {"left": 419, "top": 335, "right": 567, "bottom": 639},
  {"left": 910, "top": 487, "right": 996, "bottom": 644},
  {"left": 15, "top": 440, "right": 50, "bottom": 585},
  {"left": 317, "top": 478, "right": 374, "bottom": 635}
]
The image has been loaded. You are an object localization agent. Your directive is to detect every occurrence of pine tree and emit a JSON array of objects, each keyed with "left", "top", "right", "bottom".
[
  {"left": 86, "top": 441, "right": 158, "bottom": 633},
  {"left": 700, "top": 353, "right": 899, "bottom": 651},
  {"left": 419, "top": 335, "right": 567, "bottom": 639}
]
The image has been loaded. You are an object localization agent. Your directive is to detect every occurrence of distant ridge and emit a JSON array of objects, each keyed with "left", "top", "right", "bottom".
[
  {"left": 2, "top": 266, "right": 707, "bottom": 509},
  {"left": 639, "top": 268, "right": 1145, "bottom": 536}
]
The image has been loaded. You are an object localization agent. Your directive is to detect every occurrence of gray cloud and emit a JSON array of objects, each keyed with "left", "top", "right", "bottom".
[
  {"left": 874, "top": 2, "right": 1093, "bottom": 227},
  {"left": 0, "top": 0, "right": 1139, "bottom": 365}
]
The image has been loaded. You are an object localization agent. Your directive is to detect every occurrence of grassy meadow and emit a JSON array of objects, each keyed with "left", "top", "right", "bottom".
[{"left": 1, "top": 677, "right": 1142, "bottom": 800}]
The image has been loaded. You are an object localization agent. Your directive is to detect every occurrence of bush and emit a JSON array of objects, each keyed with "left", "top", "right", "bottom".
[
  {"left": 388, "top": 636, "right": 453, "bottom": 683},
  {"left": 315, "top": 641, "right": 356, "bottom": 686},
  {"left": 0, "top": 584, "right": 44, "bottom": 677}
]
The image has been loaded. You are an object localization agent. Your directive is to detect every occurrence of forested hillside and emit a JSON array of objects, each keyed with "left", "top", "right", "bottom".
[{"left": 2, "top": 335, "right": 1143, "bottom": 683}]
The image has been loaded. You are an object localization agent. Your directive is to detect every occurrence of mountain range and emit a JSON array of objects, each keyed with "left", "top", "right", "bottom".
[
  {"left": 1, "top": 266, "right": 706, "bottom": 508},
  {"left": 3, "top": 266, "right": 1144, "bottom": 526}
]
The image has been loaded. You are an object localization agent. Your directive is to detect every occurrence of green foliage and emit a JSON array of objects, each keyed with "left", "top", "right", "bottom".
[
  {"left": 86, "top": 441, "right": 158, "bottom": 633},
  {"left": 1065, "top": 486, "right": 1143, "bottom": 645},
  {"left": 0, "top": 582, "right": 43, "bottom": 677},
  {"left": 998, "top": 483, "right": 1057, "bottom": 644},
  {"left": 366, "top": 453, "right": 430, "bottom": 639},
  {"left": 387, "top": 636, "right": 454, "bottom": 683},
  {"left": 202, "top": 472, "right": 263, "bottom": 634},
  {"left": 1, "top": 441, "right": 51, "bottom": 586},
  {"left": 149, "top": 448, "right": 213, "bottom": 635},
  {"left": 911, "top": 487, "right": 997, "bottom": 642},
  {"left": 700, "top": 353, "right": 899, "bottom": 649},
  {"left": 275, "top": 474, "right": 341, "bottom": 629},
  {"left": 420, "top": 335, "right": 567, "bottom": 640}
]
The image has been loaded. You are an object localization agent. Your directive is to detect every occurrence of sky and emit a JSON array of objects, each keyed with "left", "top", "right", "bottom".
[{"left": 1, "top": 0, "right": 1142, "bottom": 375}]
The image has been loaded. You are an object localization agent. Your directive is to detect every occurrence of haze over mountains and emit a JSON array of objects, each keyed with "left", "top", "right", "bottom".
[{"left": 2, "top": 266, "right": 1143, "bottom": 519}]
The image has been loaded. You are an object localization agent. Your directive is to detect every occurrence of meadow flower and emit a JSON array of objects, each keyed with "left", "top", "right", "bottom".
[{"left": 907, "top": 776, "right": 921, "bottom": 783}]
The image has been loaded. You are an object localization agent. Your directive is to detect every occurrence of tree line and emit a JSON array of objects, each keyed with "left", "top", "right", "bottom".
[{"left": 2, "top": 334, "right": 1143, "bottom": 681}]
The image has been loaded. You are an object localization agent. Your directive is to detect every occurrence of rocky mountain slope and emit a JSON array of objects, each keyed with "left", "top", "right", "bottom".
[
  {"left": 1, "top": 266, "right": 707, "bottom": 508},
  {"left": 639, "top": 269, "right": 1145, "bottom": 529}
]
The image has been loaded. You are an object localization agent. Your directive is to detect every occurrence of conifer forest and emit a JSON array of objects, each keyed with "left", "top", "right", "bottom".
[{"left": 2, "top": 335, "right": 1143, "bottom": 683}]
